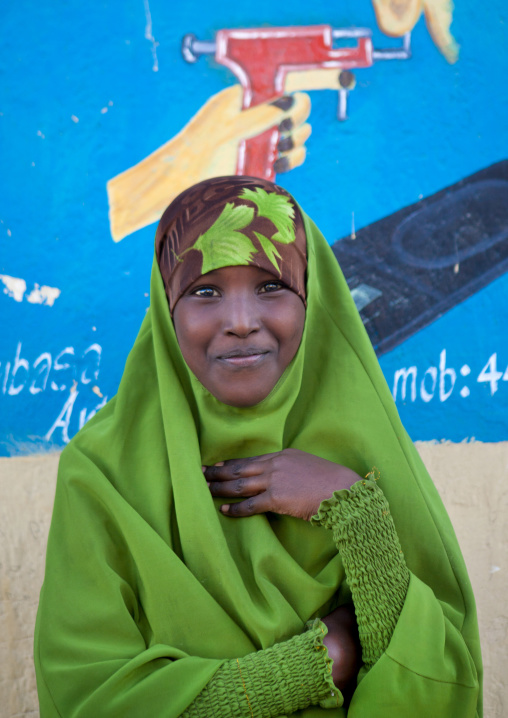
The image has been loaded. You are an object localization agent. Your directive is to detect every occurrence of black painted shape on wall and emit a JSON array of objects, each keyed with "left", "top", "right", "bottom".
[{"left": 332, "top": 160, "right": 508, "bottom": 356}]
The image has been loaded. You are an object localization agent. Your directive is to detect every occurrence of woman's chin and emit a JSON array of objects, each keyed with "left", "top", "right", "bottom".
[
  {"left": 204, "top": 364, "right": 281, "bottom": 407},
  {"left": 209, "top": 382, "right": 276, "bottom": 408}
]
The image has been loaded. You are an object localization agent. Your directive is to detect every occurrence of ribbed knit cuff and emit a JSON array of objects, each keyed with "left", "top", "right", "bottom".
[
  {"left": 181, "top": 620, "right": 342, "bottom": 718},
  {"left": 311, "top": 478, "right": 410, "bottom": 668}
]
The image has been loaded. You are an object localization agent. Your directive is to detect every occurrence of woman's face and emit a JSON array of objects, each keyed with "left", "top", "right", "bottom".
[{"left": 173, "top": 265, "right": 305, "bottom": 407}]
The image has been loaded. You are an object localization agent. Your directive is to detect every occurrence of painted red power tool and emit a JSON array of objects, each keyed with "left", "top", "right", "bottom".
[{"left": 182, "top": 25, "right": 410, "bottom": 180}]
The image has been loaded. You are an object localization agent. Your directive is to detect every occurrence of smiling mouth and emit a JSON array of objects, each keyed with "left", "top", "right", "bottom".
[{"left": 217, "top": 349, "right": 270, "bottom": 368}]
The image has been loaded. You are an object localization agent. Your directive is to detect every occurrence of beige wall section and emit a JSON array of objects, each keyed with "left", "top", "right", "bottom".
[
  {"left": 1, "top": 442, "right": 507, "bottom": 717},
  {"left": 415, "top": 441, "right": 508, "bottom": 717}
]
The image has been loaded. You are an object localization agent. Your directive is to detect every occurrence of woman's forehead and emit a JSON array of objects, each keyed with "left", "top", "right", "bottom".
[{"left": 190, "top": 265, "right": 280, "bottom": 284}]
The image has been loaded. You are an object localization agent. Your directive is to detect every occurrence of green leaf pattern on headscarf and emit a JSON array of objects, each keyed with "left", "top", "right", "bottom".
[
  {"left": 239, "top": 188, "right": 296, "bottom": 243},
  {"left": 192, "top": 203, "right": 257, "bottom": 275},
  {"left": 191, "top": 189, "right": 296, "bottom": 275}
]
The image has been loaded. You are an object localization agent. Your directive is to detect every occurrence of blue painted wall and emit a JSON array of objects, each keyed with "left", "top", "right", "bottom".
[{"left": 1, "top": 0, "right": 507, "bottom": 454}]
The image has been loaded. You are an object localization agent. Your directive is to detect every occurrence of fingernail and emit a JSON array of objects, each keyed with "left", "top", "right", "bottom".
[
  {"left": 274, "top": 156, "right": 290, "bottom": 174},
  {"left": 279, "top": 118, "right": 293, "bottom": 134},
  {"left": 214, "top": 461, "right": 224, "bottom": 466},
  {"left": 338, "top": 70, "right": 355, "bottom": 89},
  {"left": 220, "top": 505, "right": 229, "bottom": 513},
  {"left": 206, "top": 481, "right": 210, "bottom": 488},
  {"left": 271, "top": 95, "right": 294, "bottom": 111},
  {"left": 277, "top": 135, "right": 294, "bottom": 152},
  {"left": 201, "top": 465, "right": 206, "bottom": 472}
]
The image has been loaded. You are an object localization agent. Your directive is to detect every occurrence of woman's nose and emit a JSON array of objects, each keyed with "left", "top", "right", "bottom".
[{"left": 223, "top": 293, "right": 261, "bottom": 337}]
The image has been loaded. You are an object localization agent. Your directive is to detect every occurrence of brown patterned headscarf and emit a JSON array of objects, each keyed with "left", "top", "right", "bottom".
[{"left": 155, "top": 176, "right": 307, "bottom": 312}]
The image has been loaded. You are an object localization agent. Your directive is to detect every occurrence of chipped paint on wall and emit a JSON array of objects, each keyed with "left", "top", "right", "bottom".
[
  {"left": 0, "top": 275, "right": 26, "bottom": 303},
  {"left": 0, "top": 275, "right": 61, "bottom": 307}
]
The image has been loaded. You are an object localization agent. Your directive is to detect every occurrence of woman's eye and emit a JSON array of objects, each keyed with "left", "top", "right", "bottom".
[
  {"left": 260, "top": 281, "right": 285, "bottom": 293},
  {"left": 191, "top": 286, "right": 219, "bottom": 298}
]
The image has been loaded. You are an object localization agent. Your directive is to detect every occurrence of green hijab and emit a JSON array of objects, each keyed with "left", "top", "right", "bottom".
[{"left": 35, "top": 178, "right": 481, "bottom": 717}]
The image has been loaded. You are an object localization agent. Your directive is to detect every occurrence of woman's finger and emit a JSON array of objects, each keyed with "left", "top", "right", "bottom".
[
  {"left": 203, "top": 460, "right": 264, "bottom": 481},
  {"left": 220, "top": 494, "right": 268, "bottom": 518},
  {"left": 208, "top": 476, "right": 265, "bottom": 498},
  {"left": 203, "top": 452, "right": 280, "bottom": 481}
]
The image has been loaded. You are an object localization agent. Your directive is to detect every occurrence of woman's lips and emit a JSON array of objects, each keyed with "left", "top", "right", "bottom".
[{"left": 217, "top": 351, "right": 269, "bottom": 368}]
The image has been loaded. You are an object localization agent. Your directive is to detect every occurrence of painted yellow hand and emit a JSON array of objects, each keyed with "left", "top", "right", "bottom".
[
  {"left": 372, "top": 0, "right": 459, "bottom": 63},
  {"left": 422, "top": 0, "right": 459, "bottom": 63},
  {"left": 107, "top": 85, "right": 311, "bottom": 242}
]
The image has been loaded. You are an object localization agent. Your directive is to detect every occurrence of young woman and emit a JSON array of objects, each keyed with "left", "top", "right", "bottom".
[{"left": 35, "top": 176, "right": 482, "bottom": 717}]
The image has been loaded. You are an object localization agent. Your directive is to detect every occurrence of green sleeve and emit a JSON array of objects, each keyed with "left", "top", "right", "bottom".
[
  {"left": 182, "top": 619, "right": 342, "bottom": 718},
  {"left": 311, "top": 478, "right": 480, "bottom": 717},
  {"left": 311, "top": 478, "right": 410, "bottom": 668}
]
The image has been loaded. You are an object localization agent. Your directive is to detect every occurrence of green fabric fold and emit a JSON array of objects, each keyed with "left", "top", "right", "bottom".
[{"left": 349, "top": 573, "right": 479, "bottom": 717}]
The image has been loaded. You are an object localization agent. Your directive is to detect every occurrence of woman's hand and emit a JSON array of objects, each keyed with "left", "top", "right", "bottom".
[
  {"left": 204, "top": 448, "right": 360, "bottom": 520},
  {"left": 321, "top": 604, "right": 361, "bottom": 696}
]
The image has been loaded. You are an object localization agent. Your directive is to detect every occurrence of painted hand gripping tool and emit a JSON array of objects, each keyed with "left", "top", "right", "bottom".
[{"left": 182, "top": 26, "right": 411, "bottom": 180}]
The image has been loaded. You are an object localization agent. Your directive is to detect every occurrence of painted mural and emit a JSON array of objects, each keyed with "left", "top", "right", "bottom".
[{"left": 1, "top": 0, "right": 507, "bottom": 455}]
